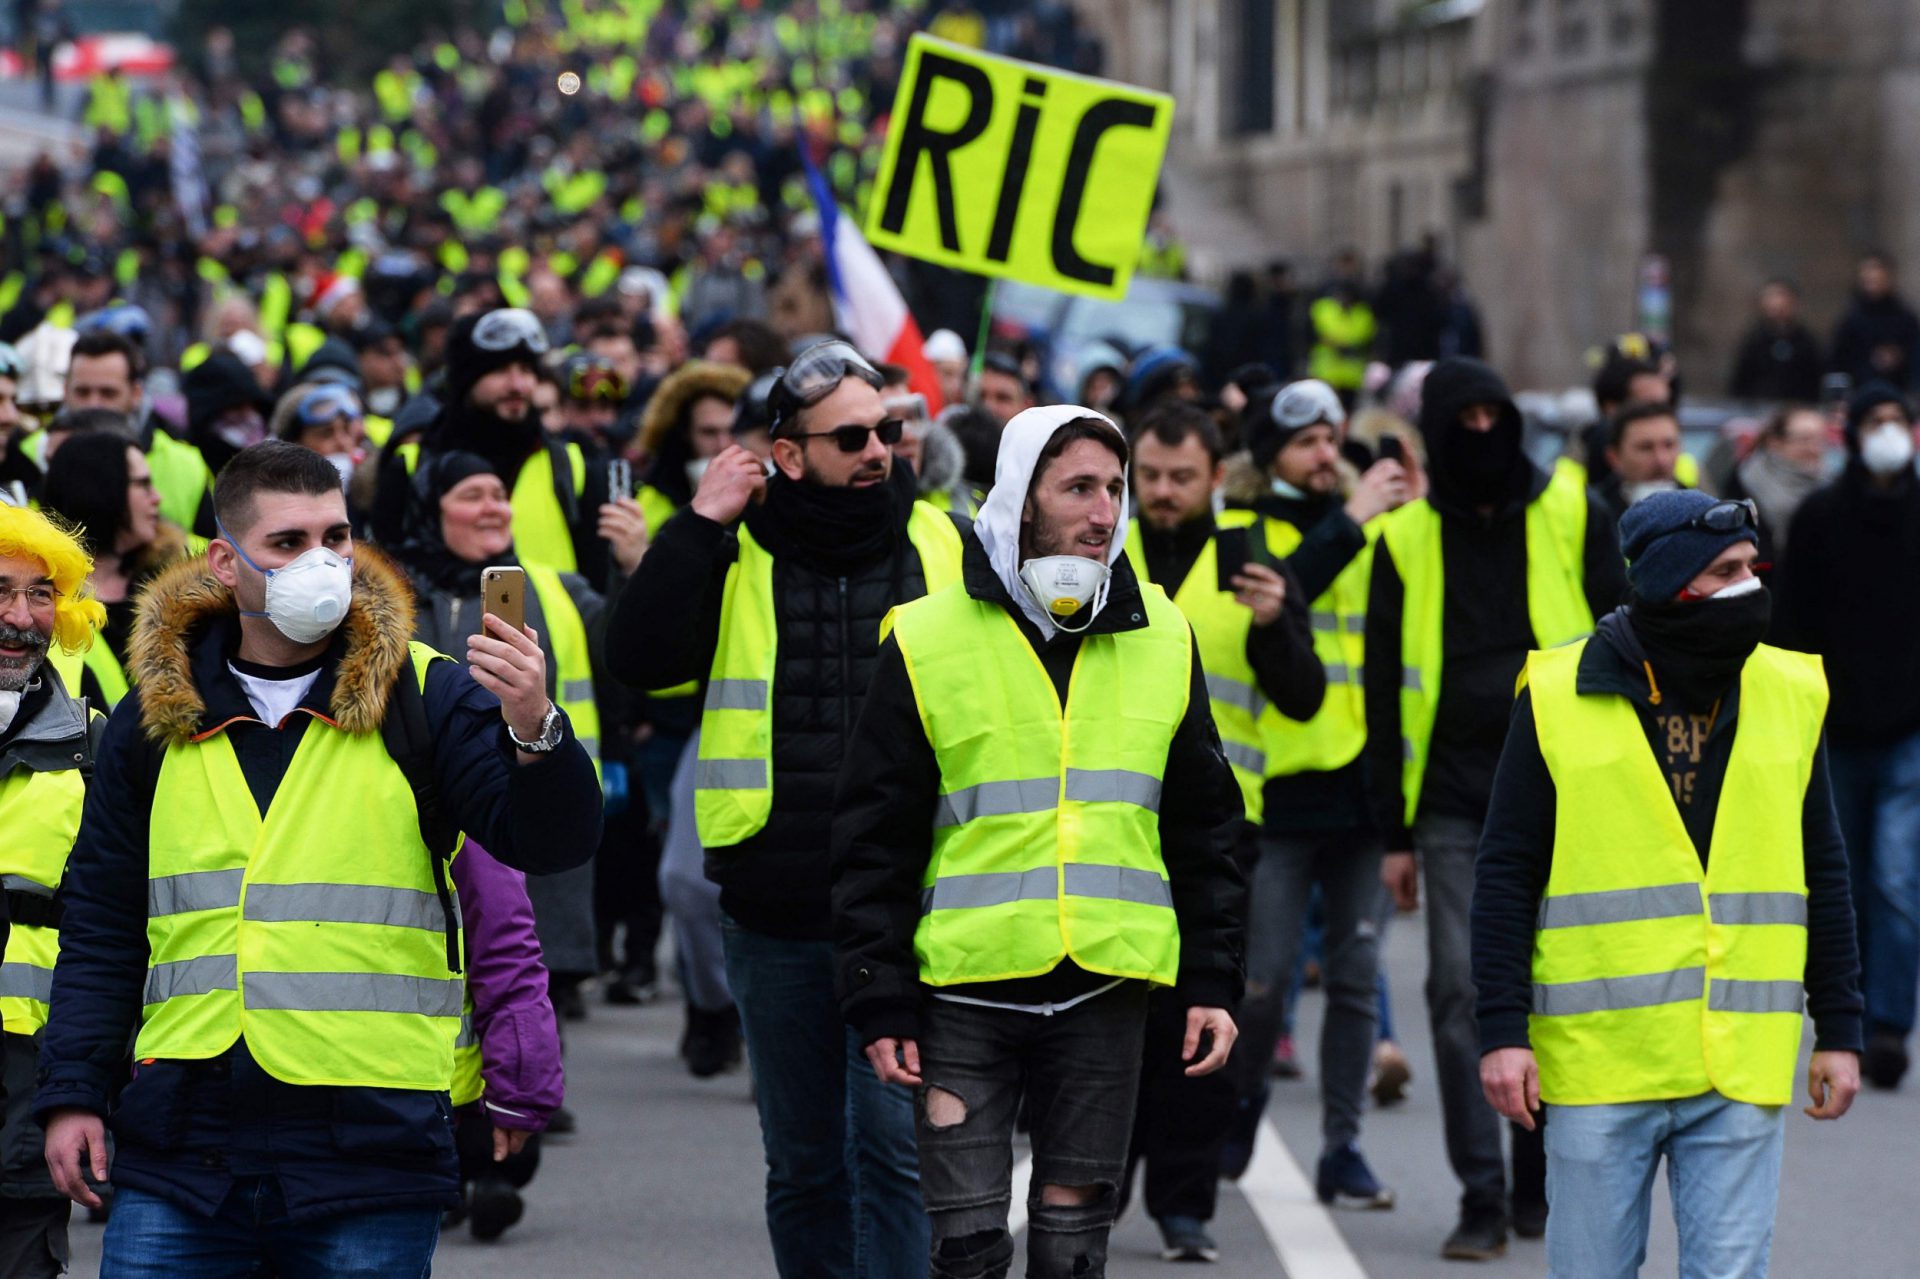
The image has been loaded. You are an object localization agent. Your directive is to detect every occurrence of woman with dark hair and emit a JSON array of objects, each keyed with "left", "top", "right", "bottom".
[{"left": 37, "top": 431, "right": 196, "bottom": 708}]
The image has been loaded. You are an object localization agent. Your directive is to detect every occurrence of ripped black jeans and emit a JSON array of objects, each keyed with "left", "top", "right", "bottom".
[{"left": 913, "top": 981, "right": 1148, "bottom": 1279}]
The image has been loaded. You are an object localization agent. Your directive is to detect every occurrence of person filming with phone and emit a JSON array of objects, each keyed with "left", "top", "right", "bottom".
[
  {"left": 1112, "top": 401, "right": 1321, "bottom": 1262},
  {"left": 36, "top": 440, "right": 602, "bottom": 1273},
  {"left": 604, "top": 339, "right": 967, "bottom": 1277}
]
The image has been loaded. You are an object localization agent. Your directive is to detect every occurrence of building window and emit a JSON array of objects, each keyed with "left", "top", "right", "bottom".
[{"left": 1230, "top": 0, "right": 1277, "bottom": 135}]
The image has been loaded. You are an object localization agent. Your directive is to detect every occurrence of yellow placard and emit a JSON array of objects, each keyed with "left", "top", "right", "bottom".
[{"left": 866, "top": 36, "right": 1175, "bottom": 301}]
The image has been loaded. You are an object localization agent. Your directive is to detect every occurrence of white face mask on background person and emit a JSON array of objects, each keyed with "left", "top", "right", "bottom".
[
  {"left": 1623, "top": 478, "right": 1680, "bottom": 506},
  {"left": 685, "top": 457, "right": 710, "bottom": 490},
  {"left": 1860, "top": 422, "right": 1917, "bottom": 476},
  {"left": 222, "top": 531, "right": 355, "bottom": 644},
  {"left": 1017, "top": 555, "right": 1110, "bottom": 634},
  {"left": 325, "top": 453, "right": 356, "bottom": 490},
  {"left": 1710, "top": 574, "right": 1763, "bottom": 600}
]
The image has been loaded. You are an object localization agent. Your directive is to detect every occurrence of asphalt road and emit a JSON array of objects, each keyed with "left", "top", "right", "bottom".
[{"left": 65, "top": 910, "right": 1915, "bottom": 1277}]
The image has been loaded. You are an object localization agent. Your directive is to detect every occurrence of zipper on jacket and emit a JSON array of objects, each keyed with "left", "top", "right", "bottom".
[{"left": 838, "top": 576, "right": 852, "bottom": 753}]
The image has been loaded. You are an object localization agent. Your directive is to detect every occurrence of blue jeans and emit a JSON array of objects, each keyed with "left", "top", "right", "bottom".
[
  {"left": 723, "top": 916, "right": 928, "bottom": 1279},
  {"left": 100, "top": 1180, "right": 440, "bottom": 1278},
  {"left": 1829, "top": 730, "right": 1920, "bottom": 1037},
  {"left": 1544, "top": 1092, "right": 1785, "bottom": 1279}
]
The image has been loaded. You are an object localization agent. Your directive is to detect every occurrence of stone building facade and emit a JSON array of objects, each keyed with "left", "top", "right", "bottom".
[{"left": 1078, "top": 0, "right": 1920, "bottom": 392}]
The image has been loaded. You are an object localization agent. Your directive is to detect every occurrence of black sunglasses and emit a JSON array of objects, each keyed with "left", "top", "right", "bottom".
[{"left": 786, "top": 418, "right": 905, "bottom": 454}]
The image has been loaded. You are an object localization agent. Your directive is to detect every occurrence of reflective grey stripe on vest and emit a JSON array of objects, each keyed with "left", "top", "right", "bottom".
[
  {"left": 1533, "top": 966, "right": 1704, "bottom": 1016},
  {"left": 1310, "top": 611, "right": 1339, "bottom": 633},
  {"left": 1709, "top": 893, "right": 1807, "bottom": 927},
  {"left": 1402, "top": 669, "right": 1424, "bottom": 692},
  {"left": 922, "top": 865, "right": 1057, "bottom": 912},
  {"left": 0, "top": 962, "right": 52, "bottom": 1004},
  {"left": 695, "top": 759, "right": 766, "bottom": 790},
  {"left": 562, "top": 678, "right": 595, "bottom": 703},
  {"left": 1708, "top": 978, "right": 1804, "bottom": 1014},
  {"left": 1205, "top": 668, "right": 1267, "bottom": 718},
  {"left": 576, "top": 736, "right": 601, "bottom": 759},
  {"left": 1064, "top": 768, "right": 1162, "bottom": 811},
  {"left": 1223, "top": 741, "right": 1267, "bottom": 775},
  {"left": 1401, "top": 737, "right": 1416, "bottom": 761},
  {"left": 243, "top": 971, "right": 465, "bottom": 1018},
  {"left": 0, "top": 875, "right": 53, "bottom": 898},
  {"left": 246, "top": 883, "right": 449, "bottom": 933},
  {"left": 704, "top": 678, "right": 768, "bottom": 712},
  {"left": 935, "top": 777, "right": 1058, "bottom": 829},
  {"left": 1537, "top": 883, "right": 1703, "bottom": 930},
  {"left": 149, "top": 869, "right": 245, "bottom": 918},
  {"left": 455, "top": 1011, "right": 478, "bottom": 1048},
  {"left": 1324, "top": 663, "right": 1362, "bottom": 686},
  {"left": 1205, "top": 673, "right": 1266, "bottom": 718},
  {"left": 1064, "top": 863, "right": 1174, "bottom": 909},
  {"left": 145, "top": 954, "right": 238, "bottom": 1004}
]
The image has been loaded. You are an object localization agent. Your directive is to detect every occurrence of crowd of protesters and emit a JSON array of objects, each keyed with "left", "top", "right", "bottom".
[{"left": 0, "top": 1, "right": 1903, "bottom": 1276}]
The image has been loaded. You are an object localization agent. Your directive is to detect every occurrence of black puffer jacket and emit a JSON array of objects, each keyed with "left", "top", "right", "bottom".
[{"left": 603, "top": 465, "right": 962, "bottom": 940}]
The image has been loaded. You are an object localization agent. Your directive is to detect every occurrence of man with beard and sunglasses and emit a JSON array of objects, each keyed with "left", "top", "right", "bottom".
[
  {"left": 1473, "top": 491, "right": 1861, "bottom": 1279},
  {"left": 373, "top": 308, "right": 612, "bottom": 580},
  {"left": 1365, "top": 356, "right": 1627, "bottom": 1259},
  {"left": 604, "top": 339, "right": 967, "bottom": 1278},
  {"left": 0, "top": 505, "right": 104, "bottom": 1277}
]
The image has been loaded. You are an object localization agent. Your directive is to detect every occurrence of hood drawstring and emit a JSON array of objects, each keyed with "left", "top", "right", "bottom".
[{"left": 1642, "top": 660, "right": 1663, "bottom": 707}]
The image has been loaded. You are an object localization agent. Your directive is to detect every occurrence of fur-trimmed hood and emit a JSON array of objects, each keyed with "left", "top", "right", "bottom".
[
  {"left": 129, "top": 544, "right": 417, "bottom": 745},
  {"left": 637, "top": 360, "right": 751, "bottom": 456}
]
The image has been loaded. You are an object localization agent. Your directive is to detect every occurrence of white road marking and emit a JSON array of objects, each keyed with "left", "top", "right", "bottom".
[
  {"left": 1238, "top": 1117, "right": 1370, "bottom": 1278},
  {"left": 1007, "top": 1154, "right": 1034, "bottom": 1237}
]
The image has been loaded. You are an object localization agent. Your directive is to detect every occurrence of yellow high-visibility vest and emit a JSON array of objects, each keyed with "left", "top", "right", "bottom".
[
  {"left": 889, "top": 580, "right": 1191, "bottom": 986},
  {"left": 1526, "top": 640, "right": 1822, "bottom": 1106},
  {"left": 1381, "top": 472, "right": 1593, "bottom": 826},
  {"left": 139, "top": 645, "right": 465, "bottom": 1090},
  {"left": 694, "top": 507, "right": 963, "bottom": 847},
  {"left": 0, "top": 704, "right": 91, "bottom": 1035},
  {"left": 1263, "top": 516, "right": 1374, "bottom": 778},
  {"left": 1124, "top": 512, "right": 1269, "bottom": 820}
]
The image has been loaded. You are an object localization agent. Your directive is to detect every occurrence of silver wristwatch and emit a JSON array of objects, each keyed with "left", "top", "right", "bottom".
[{"left": 507, "top": 701, "right": 564, "bottom": 753}]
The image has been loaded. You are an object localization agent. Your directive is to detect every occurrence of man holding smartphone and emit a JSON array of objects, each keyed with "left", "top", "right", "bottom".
[
  {"left": 1115, "top": 402, "right": 1322, "bottom": 1259},
  {"left": 37, "top": 441, "right": 601, "bottom": 1272},
  {"left": 605, "top": 340, "right": 966, "bottom": 1278}
]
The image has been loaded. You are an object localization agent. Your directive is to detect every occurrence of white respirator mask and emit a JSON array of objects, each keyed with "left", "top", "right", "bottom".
[
  {"left": 1860, "top": 422, "right": 1917, "bottom": 476},
  {"left": 222, "top": 527, "right": 355, "bottom": 645},
  {"left": 1018, "top": 555, "right": 1110, "bottom": 634}
]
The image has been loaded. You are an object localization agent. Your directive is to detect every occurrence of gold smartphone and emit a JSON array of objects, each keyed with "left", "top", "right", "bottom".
[{"left": 481, "top": 566, "right": 525, "bottom": 634}]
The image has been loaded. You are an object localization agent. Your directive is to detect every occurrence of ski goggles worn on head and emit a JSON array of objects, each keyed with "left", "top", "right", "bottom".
[
  {"left": 296, "top": 384, "right": 362, "bottom": 428},
  {"left": 472, "top": 308, "right": 550, "bottom": 355},
  {"left": 767, "top": 340, "right": 884, "bottom": 435},
  {"left": 0, "top": 343, "right": 20, "bottom": 381}
]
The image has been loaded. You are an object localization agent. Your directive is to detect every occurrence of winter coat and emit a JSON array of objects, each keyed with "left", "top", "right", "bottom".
[
  {"left": 830, "top": 537, "right": 1248, "bottom": 1044},
  {"left": 34, "top": 547, "right": 600, "bottom": 1222},
  {"left": 453, "top": 843, "right": 564, "bottom": 1130},
  {"left": 1774, "top": 463, "right": 1920, "bottom": 746},
  {"left": 603, "top": 467, "right": 963, "bottom": 941},
  {"left": 1364, "top": 358, "right": 1627, "bottom": 846}
]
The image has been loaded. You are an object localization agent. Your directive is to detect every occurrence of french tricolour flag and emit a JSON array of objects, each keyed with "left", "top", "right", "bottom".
[{"left": 803, "top": 152, "right": 945, "bottom": 414}]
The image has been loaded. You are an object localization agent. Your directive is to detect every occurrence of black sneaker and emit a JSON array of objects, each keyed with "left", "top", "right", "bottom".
[
  {"left": 468, "top": 1177, "right": 525, "bottom": 1242},
  {"left": 1441, "top": 1205, "right": 1508, "bottom": 1261},
  {"left": 686, "top": 1004, "right": 743, "bottom": 1078},
  {"left": 1315, "top": 1143, "right": 1394, "bottom": 1209},
  {"left": 1864, "top": 1031, "right": 1910, "bottom": 1090},
  {"left": 1157, "top": 1215, "right": 1219, "bottom": 1262},
  {"left": 1511, "top": 1199, "right": 1548, "bottom": 1239}
]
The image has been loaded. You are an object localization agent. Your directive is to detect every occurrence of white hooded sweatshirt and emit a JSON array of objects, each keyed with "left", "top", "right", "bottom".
[{"left": 972, "top": 404, "right": 1131, "bottom": 642}]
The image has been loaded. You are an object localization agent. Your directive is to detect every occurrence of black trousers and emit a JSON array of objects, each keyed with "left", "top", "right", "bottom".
[{"left": 1121, "top": 990, "right": 1237, "bottom": 1223}]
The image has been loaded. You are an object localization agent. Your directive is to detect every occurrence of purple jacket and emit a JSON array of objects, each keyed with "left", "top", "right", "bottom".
[{"left": 453, "top": 840, "right": 565, "bottom": 1130}]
